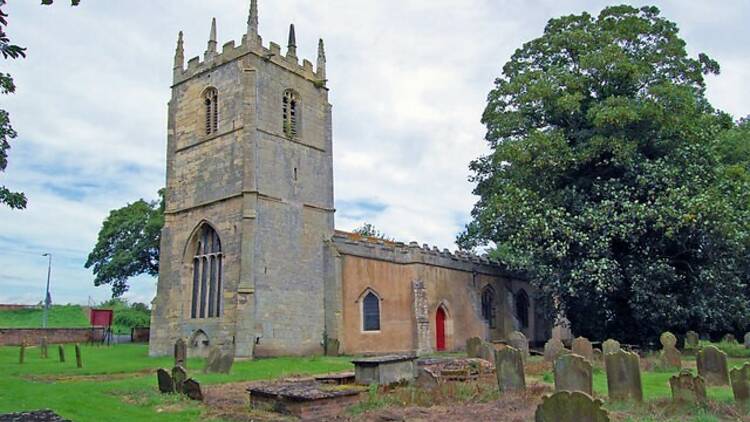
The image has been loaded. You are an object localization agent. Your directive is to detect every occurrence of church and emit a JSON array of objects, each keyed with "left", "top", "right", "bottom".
[{"left": 149, "top": 1, "right": 551, "bottom": 358}]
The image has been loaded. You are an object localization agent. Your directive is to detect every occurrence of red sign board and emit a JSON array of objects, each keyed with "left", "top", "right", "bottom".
[{"left": 90, "top": 309, "right": 114, "bottom": 327}]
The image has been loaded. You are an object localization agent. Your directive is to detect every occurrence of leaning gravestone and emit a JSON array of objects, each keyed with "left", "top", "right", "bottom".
[
  {"left": 669, "top": 370, "right": 706, "bottom": 403},
  {"left": 697, "top": 345, "right": 729, "bottom": 386},
  {"left": 744, "top": 332, "right": 750, "bottom": 349},
  {"left": 466, "top": 337, "right": 482, "bottom": 358},
  {"left": 495, "top": 346, "right": 525, "bottom": 392},
  {"left": 684, "top": 331, "right": 700, "bottom": 351},
  {"left": 730, "top": 362, "right": 750, "bottom": 404},
  {"left": 174, "top": 338, "right": 187, "bottom": 368},
  {"left": 58, "top": 345, "right": 65, "bottom": 363},
  {"left": 18, "top": 345, "right": 25, "bottom": 365},
  {"left": 605, "top": 350, "right": 642, "bottom": 402},
  {"left": 602, "top": 339, "right": 621, "bottom": 356},
  {"left": 572, "top": 337, "right": 594, "bottom": 363},
  {"left": 554, "top": 353, "right": 593, "bottom": 395},
  {"left": 204, "top": 346, "right": 235, "bottom": 374},
  {"left": 172, "top": 365, "right": 187, "bottom": 394},
  {"left": 157, "top": 368, "right": 174, "bottom": 393},
  {"left": 544, "top": 338, "right": 566, "bottom": 362},
  {"left": 659, "top": 332, "right": 681, "bottom": 370},
  {"left": 507, "top": 331, "right": 529, "bottom": 363},
  {"left": 40, "top": 337, "right": 48, "bottom": 359},
  {"left": 534, "top": 391, "right": 610, "bottom": 422},
  {"left": 183, "top": 378, "right": 203, "bottom": 401},
  {"left": 74, "top": 344, "right": 82, "bottom": 368}
]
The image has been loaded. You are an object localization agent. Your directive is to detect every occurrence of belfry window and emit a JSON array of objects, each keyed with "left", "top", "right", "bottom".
[
  {"left": 481, "top": 286, "right": 496, "bottom": 329},
  {"left": 191, "top": 225, "right": 223, "bottom": 319},
  {"left": 204, "top": 87, "right": 219, "bottom": 135},
  {"left": 515, "top": 290, "right": 529, "bottom": 329},
  {"left": 362, "top": 291, "right": 380, "bottom": 331},
  {"left": 282, "top": 89, "right": 299, "bottom": 138}
]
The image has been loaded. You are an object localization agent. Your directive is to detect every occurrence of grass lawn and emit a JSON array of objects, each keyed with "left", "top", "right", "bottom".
[
  {"left": 0, "top": 305, "right": 89, "bottom": 329},
  {"left": 0, "top": 343, "right": 353, "bottom": 421}
]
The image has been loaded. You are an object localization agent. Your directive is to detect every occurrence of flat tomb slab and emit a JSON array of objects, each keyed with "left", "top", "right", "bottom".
[
  {"left": 315, "top": 371, "right": 355, "bottom": 385},
  {"left": 351, "top": 354, "right": 417, "bottom": 385},
  {"left": 248, "top": 381, "right": 365, "bottom": 420}
]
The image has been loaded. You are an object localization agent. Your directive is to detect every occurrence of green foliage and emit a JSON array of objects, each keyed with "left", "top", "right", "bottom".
[
  {"left": 40, "top": 0, "right": 81, "bottom": 5},
  {"left": 353, "top": 222, "right": 393, "bottom": 241},
  {"left": 460, "top": 5, "right": 750, "bottom": 344},
  {"left": 711, "top": 340, "right": 750, "bottom": 358},
  {"left": 98, "top": 298, "right": 151, "bottom": 334},
  {"left": 85, "top": 191, "right": 164, "bottom": 297},
  {"left": 0, "top": 305, "right": 88, "bottom": 328}
]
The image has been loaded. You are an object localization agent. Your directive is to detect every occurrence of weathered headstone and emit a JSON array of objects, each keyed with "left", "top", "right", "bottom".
[
  {"left": 534, "top": 391, "right": 610, "bottom": 422},
  {"left": 730, "top": 363, "right": 750, "bottom": 404},
  {"left": 592, "top": 349, "right": 603, "bottom": 364},
  {"left": 697, "top": 345, "right": 729, "bottom": 386},
  {"left": 74, "top": 344, "right": 82, "bottom": 368},
  {"left": 571, "top": 337, "right": 594, "bottom": 363},
  {"left": 669, "top": 370, "right": 706, "bottom": 403},
  {"left": 723, "top": 333, "right": 738, "bottom": 344},
  {"left": 602, "top": 339, "right": 621, "bottom": 356},
  {"left": 157, "top": 368, "right": 174, "bottom": 393},
  {"left": 174, "top": 338, "right": 187, "bottom": 368},
  {"left": 544, "top": 338, "right": 566, "bottom": 362},
  {"left": 478, "top": 341, "right": 495, "bottom": 363},
  {"left": 495, "top": 346, "right": 525, "bottom": 392},
  {"left": 507, "top": 331, "right": 529, "bottom": 363},
  {"left": 466, "top": 337, "right": 482, "bottom": 358},
  {"left": 18, "top": 344, "right": 25, "bottom": 364},
  {"left": 604, "top": 350, "right": 642, "bottom": 402},
  {"left": 40, "top": 337, "right": 48, "bottom": 359},
  {"left": 183, "top": 378, "right": 203, "bottom": 401},
  {"left": 659, "top": 332, "right": 681, "bottom": 370},
  {"left": 744, "top": 332, "right": 750, "bottom": 349},
  {"left": 172, "top": 365, "right": 187, "bottom": 393},
  {"left": 204, "top": 346, "right": 234, "bottom": 374},
  {"left": 554, "top": 353, "right": 593, "bottom": 395},
  {"left": 58, "top": 345, "right": 65, "bottom": 363},
  {"left": 684, "top": 331, "right": 699, "bottom": 351}
]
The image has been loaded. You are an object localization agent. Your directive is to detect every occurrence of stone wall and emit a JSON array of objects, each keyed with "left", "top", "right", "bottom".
[{"left": 0, "top": 328, "right": 104, "bottom": 346}]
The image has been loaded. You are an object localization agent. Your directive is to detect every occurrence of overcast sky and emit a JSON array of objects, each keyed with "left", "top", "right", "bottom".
[{"left": 0, "top": 0, "right": 748, "bottom": 306}]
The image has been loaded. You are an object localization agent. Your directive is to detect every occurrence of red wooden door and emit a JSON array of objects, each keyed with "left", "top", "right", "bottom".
[{"left": 436, "top": 307, "right": 446, "bottom": 351}]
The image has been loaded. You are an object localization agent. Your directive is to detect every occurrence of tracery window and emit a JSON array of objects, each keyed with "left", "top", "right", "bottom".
[
  {"left": 282, "top": 89, "right": 299, "bottom": 138},
  {"left": 515, "top": 289, "right": 529, "bottom": 329},
  {"left": 481, "top": 286, "right": 496, "bottom": 329},
  {"left": 190, "top": 224, "right": 223, "bottom": 319},
  {"left": 204, "top": 87, "right": 219, "bottom": 135},
  {"left": 362, "top": 291, "right": 380, "bottom": 332}
]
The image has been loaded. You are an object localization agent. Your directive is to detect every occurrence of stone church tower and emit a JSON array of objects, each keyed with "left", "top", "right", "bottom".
[{"left": 149, "top": 0, "right": 334, "bottom": 357}]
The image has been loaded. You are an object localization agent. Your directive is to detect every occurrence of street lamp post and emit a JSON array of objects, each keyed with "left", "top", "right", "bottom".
[{"left": 42, "top": 253, "right": 52, "bottom": 328}]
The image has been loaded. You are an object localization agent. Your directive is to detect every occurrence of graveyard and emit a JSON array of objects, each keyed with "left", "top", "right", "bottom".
[{"left": 3, "top": 335, "right": 750, "bottom": 421}]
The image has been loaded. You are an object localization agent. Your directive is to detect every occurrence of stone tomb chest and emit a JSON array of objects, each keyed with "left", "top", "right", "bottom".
[
  {"left": 248, "top": 381, "right": 366, "bottom": 420},
  {"left": 351, "top": 354, "right": 417, "bottom": 385}
]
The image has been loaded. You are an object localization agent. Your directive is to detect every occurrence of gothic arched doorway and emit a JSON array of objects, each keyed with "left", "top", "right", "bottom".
[{"left": 436, "top": 306, "right": 447, "bottom": 351}]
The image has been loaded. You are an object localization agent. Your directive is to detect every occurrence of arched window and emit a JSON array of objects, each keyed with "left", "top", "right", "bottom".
[
  {"left": 204, "top": 87, "right": 218, "bottom": 135},
  {"left": 362, "top": 292, "right": 380, "bottom": 331},
  {"left": 515, "top": 290, "right": 529, "bottom": 329},
  {"left": 190, "top": 224, "right": 223, "bottom": 319},
  {"left": 481, "top": 286, "right": 496, "bottom": 329},
  {"left": 282, "top": 89, "right": 299, "bottom": 138}
]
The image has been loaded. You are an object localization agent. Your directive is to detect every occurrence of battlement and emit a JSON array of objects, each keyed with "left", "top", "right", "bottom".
[
  {"left": 172, "top": 0, "right": 326, "bottom": 87},
  {"left": 331, "top": 230, "right": 517, "bottom": 277}
]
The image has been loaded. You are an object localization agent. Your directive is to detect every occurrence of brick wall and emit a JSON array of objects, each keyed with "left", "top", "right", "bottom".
[{"left": 0, "top": 328, "right": 105, "bottom": 346}]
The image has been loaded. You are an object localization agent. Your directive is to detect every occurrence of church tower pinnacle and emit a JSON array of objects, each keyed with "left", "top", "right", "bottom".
[
  {"left": 205, "top": 18, "right": 217, "bottom": 60},
  {"left": 247, "top": 0, "right": 259, "bottom": 41}
]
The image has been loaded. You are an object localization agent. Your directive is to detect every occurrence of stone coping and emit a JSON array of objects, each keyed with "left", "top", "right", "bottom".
[
  {"left": 248, "top": 381, "right": 365, "bottom": 401},
  {"left": 351, "top": 354, "right": 417, "bottom": 365}
]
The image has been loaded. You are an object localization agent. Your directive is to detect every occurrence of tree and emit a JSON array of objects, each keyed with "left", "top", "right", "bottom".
[
  {"left": 85, "top": 190, "right": 164, "bottom": 297},
  {"left": 353, "top": 222, "right": 392, "bottom": 241},
  {"left": 459, "top": 5, "right": 750, "bottom": 343},
  {"left": 0, "top": 1, "right": 27, "bottom": 209},
  {"left": 41, "top": 1, "right": 80, "bottom": 5}
]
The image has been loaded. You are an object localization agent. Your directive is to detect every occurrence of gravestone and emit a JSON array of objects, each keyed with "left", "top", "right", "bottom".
[
  {"left": 592, "top": 349, "right": 603, "bottom": 364},
  {"left": 745, "top": 333, "right": 750, "bottom": 349},
  {"left": 74, "top": 344, "right": 82, "bottom": 368},
  {"left": 495, "top": 346, "right": 525, "bottom": 392},
  {"left": 697, "top": 345, "right": 729, "bottom": 386},
  {"left": 571, "top": 337, "right": 594, "bottom": 363},
  {"left": 535, "top": 391, "right": 610, "bottom": 422},
  {"left": 324, "top": 337, "right": 340, "bottom": 356},
  {"left": 183, "top": 378, "right": 203, "bottom": 401},
  {"left": 604, "top": 350, "right": 642, "bottom": 402},
  {"left": 157, "top": 368, "right": 174, "bottom": 393},
  {"left": 554, "top": 353, "right": 593, "bottom": 395},
  {"left": 172, "top": 365, "right": 187, "bottom": 394},
  {"left": 40, "top": 337, "right": 48, "bottom": 359},
  {"left": 723, "top": 333, "right": 738, "bottom": 344},
  {"left": 602, "top": 339, "right": 621, "bottom": 355},
  {"left": 685, "top": 331, "right": 699, "bottom": 351},
  {"left": 730, "top": 362, "right": 750, "bottom": 403},
  {"left": 466, "top": 337, "right": 482, "bottom": 358},
  {"left": 18, "top": 345, "right": 25, "bottom": 364},
  {"left": 669, "top": 370, "right": 706, "bottom": 403},
  {"left": 174, "top": 338, "right": 187, "bottom": 368},
  {"left": 544, "top": 338, "right": 566, "bottom": 362},
  {"left": 659, "top": 332, "right": 681, "bottom": 370},
  {"left": 507, "top": 331, "right": 529, "bottom": 363},
  {"left": 478, "top": 342, "right": 495, "bottom": 363},
  {"left": 58, "top": 345, "right": 65, "bottom": 363},
  {"left": 204, "top": 346, "right": 235, "bottom": 374}
]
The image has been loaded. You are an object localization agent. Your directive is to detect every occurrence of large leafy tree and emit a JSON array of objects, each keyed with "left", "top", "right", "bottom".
[
  {"left": 459, "top": 5, "right": 750, "bottom": 343},
  {"left": 85, "top": 191, "right": 164, "bottom": 297}
]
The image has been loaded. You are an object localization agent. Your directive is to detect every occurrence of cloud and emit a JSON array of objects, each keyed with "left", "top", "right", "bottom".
[{"left": 0, "top": 0, "right": 747, "bottom": 304}]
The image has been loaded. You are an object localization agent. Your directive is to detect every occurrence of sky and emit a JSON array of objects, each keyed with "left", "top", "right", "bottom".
[{"left": 0, "top": 0, "right": 748, "bottom": 306}]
